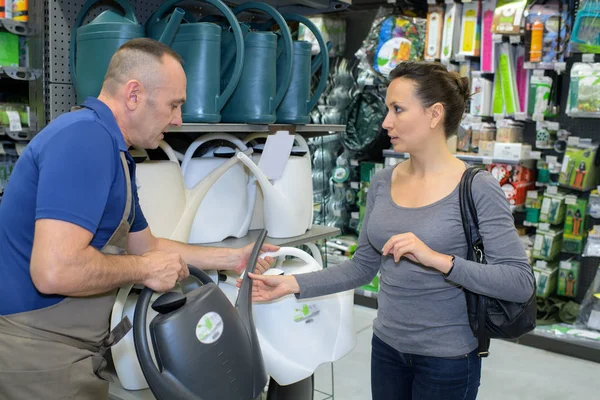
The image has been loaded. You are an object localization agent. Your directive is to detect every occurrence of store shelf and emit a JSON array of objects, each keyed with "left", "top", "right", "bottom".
[
  {"left": 524, "top": 61, "right": 567, "bottom": 73},
  {"left": 0, "top": 66, "right": 41, "bottom": 81},
  {"left": 514, "top": 326, "right": 600, "bottom": 364},
  {"left": 1, "top": 126, "right": 36, "bottom": 141},
  {"left": 0, "top": 18, "right": 34, "bottom": 36},
  {"left": 382, "top": 149, "right": 535, "bottom": 166},
  {"left": 568, "top": 112, "right": 600, "bottom": 119},
  {"left": 169, "top": 123, "right": 345, "bottom": 137},
  {"left": 193, "top": 225, "right": 341, "bottom": 249},
  {"left": 354, "top": 288, "right": 378, "bottom": 309}
]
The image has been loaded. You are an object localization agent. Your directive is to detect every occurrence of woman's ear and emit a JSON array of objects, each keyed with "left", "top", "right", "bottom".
[{"left": 429, "top": 103, "right": 444, "bottom": 130}]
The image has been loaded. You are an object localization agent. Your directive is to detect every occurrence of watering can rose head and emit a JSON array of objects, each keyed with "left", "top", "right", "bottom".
[{"left": 98, "top": 38, "right": 187, "bottom": 150}]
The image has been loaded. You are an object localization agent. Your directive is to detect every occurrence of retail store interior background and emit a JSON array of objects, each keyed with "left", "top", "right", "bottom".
[{"left": 1, "top": 0, "right": 600, "bottom": 399}]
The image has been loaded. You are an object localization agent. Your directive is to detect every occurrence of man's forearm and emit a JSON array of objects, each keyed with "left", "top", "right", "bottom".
[
  {"left": 154, "top": 238, "right": 239, "bottom": 270},
  {"left": 33, "top": 246, "right": 149, "bottom": 297}
]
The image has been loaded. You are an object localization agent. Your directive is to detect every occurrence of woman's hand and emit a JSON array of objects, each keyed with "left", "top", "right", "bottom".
[
  {"left": 382, "top": 233, "right": 453, "bottom": 274},
  {"left": 234, "top": 243, "right": 279, "bottom": 275},
  {"left": 239, "top": 273, "right": 300, "bottom": 302}
]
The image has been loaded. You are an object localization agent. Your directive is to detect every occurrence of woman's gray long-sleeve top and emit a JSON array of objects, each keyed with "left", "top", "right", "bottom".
[{"left": 295, "top": 166, "right": 535, "bottom": 357}]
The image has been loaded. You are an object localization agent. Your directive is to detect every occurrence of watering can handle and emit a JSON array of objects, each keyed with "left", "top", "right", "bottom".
[
  {"left": 232, "top": 2, "right": 293, "bottom": 113},
  {"left": 243, "top": 133, "right": 310, "bottom": 154},
  {"left": 311, "top": 41, "right": 333, "bottom": 73},
  {"left": 181, "top": 133, "right": 248, "bottom": 175},
  {"left": 259, "top": 247, "right": 320, "bottom": 270},
  {"left": 145, "top": 0, "right": 245, "bottom": 111},
  {"left": 281, "top": 14, "right": 330, "bottom": 112},
  {"left": 69, "top": 0, "right": 139, "bottom": 91},
  {"left": 134, "top": 140, "right": 180, "bottom": 164}
]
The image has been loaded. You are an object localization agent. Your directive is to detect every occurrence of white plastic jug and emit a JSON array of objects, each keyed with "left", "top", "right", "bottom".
[
  {"left": 181, "top": 133, "right": 255, "bottom": 244},
  {"left": 219, "top": 246, "right": 356, "bottom": 386},
  {"left": 238, "top": 133, "right": 314, "bottom": 238}
]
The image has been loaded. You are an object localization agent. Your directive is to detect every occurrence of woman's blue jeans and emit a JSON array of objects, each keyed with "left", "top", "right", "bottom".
[{"left": 371, "top": 334, "right": 481, "bottom": 400}]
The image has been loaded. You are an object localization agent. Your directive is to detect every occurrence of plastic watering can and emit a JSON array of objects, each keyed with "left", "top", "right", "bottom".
[
  {"left": 262, "top": 14, "right": 330, "bottom": 124},
  {"left": 218, "top": 246, "right": 356, "bottom": 386},
  {"left": 134, "top": 140, "right": 248, "bottom": 243},
  {"left": 70, "top": 0, "right": 148, "bottom": 103},
  {"left": 145, "top": 0, "right": 245, "bottom": 123},
  {"left": 181, "top": 133, "right": 256, "bottom": 244},
  {"left": 219, "top": 2, "right": 294, "bottom": 124},
  {"left": 237, "top": 133, "right": 313, "bottom": 238}
]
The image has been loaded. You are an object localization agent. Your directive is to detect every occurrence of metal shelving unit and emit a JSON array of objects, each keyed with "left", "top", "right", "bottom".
[{"left": 383, "top": 149, "right": 536, "bottom": 167}]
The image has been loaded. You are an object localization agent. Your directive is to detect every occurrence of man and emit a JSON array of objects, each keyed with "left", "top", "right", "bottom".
[{"left": 0, "top": 38, "right": 276, "bottom": 399}]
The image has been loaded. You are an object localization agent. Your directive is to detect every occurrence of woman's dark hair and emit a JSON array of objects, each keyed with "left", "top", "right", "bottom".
[{"left": 388, "top": 61, "right": 470, "bottom": 137}]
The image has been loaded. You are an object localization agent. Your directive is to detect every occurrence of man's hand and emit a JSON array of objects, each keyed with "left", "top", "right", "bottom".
[
  {"left": 233, "top": 243, "right": 279, "bottom": 275},
  {"left": 141, "top": 251, "right": 189, "bottom": 292}
]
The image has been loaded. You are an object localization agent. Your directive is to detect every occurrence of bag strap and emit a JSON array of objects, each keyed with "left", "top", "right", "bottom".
[{"left": 458, "top": 166, "right": 490, "bottom": 357}]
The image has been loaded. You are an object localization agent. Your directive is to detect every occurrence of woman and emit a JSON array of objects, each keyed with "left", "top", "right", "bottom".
[{"left": 249, "top": 61, "right": 535, "bottom": 399}]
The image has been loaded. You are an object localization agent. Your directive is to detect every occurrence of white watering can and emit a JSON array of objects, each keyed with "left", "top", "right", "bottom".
[
  {"left": 111, "top": 140, "right": 249, "bottom": 391},
  {"left": 181, "top": 133, "right": 255, "bottom": 244},
  {"left": 219, "top": 246, "right": 356, "bottom": 386},
  {"left": 239, "top": 133, "right": 314, "bottom": 238},
  {"left": 134, "top": 140, "right": 247, "bottom": 242}
]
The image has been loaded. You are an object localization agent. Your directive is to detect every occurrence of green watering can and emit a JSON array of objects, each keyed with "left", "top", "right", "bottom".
[
  {"left": 218, "top": 2, "right": 293, "bottom": 124},
  {"left": 262, "top": 14, "right": 330, "bottom": 125},
  {"left": 146, "top": 0, "right": 244, "bottom": 123},
  {"left": 70, "top": 0, "right": 144, "bottom": 104},
  {"left": 70, "top": 0, "right": 185, "bottom": 104}
]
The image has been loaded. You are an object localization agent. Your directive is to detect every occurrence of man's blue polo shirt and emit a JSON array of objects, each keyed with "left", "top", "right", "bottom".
[{"left": 0, "top": 98, "right": 148, "bottom": 315}]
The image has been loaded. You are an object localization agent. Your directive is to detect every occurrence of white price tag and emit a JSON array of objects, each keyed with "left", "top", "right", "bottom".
[
  {"left": 535, "top": 260, "right": 548, "bottom": 269},
  {"left": 351, "top": 212, "right": 360, "bottom": 219},
  {"left": 0, "top": 143, "right": 5, "bottom": 156},
  {"left": 532, "top": 113, "right": 544, "bottom": 121},
  {"left": 583, "top": 54, "right": 595, "bottom": 63},
  {"left": 554, "top": 62, "right": 567, "bottom": 74},
  {"left": 350, "top": 181, "right": 359, "bottom": 190},
  {"left": 514, "top": 112, "right": 528, "bottom": 121},
  {"left": 427, "top": 0, "right": 438, "bottom": 4},
  {"left": 546, "top": 156, "right": 558, "bottom": 164},
  {"left": 529, "top": 151, "right": 541, "bottom": 160},
  {"left": 15, "top": 143, "right": 26, "bottom": 155},
  {"left": 509, "top": 35, "right": 521, "bottom": 44},
  {"left": 258, "top": 131, "right": 295, "bottom": 180},
  {"left": 493, "top": 114, "right": 505, "bottom": 121},
  {"left": 533, "top": 69, "right": 546, "bottom": 77},
  {"left": 333, "top": 210, "right": 342, "bottom": 217},
  {"left": 482, "top": 157, "right": 493, "bottom": 165},
  {"left": 455, "top": 54, "right": 466, "bottom": 62},
  {"left": 362, "top": 290, "right": 373, "bottom": 298},
  {"left": 527, "top": 190, "right": 539, "bottom": 199},
  {"left": 593, "top": 225, "right": 600, "bottom": 233},
  {"left": 567, "top": 136, "right": 580, "bottom": 146},
  {"left": 565, "top": 196, "right": 577, "bottom": 205},
  {"left": 492, "top": 34, "right": 503, "bottom": 43},
  {"left": 6, "top": 111, "right": 22, "bottom": 132},
  {"left": 524, "top": 62, "right": 534, "bottom": 69},
  {"left": 539, "top": 223, "right": 551, "bottom": 231},
  {"left": 541, "top": 198, "right": 551, "bottom": 213},
  {"left": 350, "top": 159, "right": 359, "bottom": 167},
  {"left": 547, "top": 122, "right": 560, "bottom": 130},
  {"left": 560, "top": 261, "right": 573, "bottom": 270},
  {"left": 547, "top": 186, "right": 558, "bottom": 195}
]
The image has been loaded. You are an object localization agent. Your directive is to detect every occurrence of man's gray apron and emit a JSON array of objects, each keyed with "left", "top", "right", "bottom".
[{"left": 0, "top": 152, "right": 134, "bottom": 400}]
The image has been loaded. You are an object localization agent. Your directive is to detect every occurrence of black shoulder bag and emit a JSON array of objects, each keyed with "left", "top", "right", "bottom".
[{"left": 458, "top": 167, "right": 537, "bottom": 357}]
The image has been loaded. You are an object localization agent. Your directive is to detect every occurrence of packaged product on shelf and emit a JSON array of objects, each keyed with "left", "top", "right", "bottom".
[
  {"left": 495, "top": 43, "right": 521, "bottom": 115},
  {"left": 566, "top": 62, "right": 600, "bottom": 117},
  {"left": 524, "top": 0, "right": 569, "bottom": 63},
  {"left": 12, "top": 0, "right": 27, "bottom": 22},
  {"left": 355, "top": 8, "right": 426, "bottom": 78},
  {"left": 515, "top": 46, "right": 529, "bottom": 114},
  {"left": 557, "top": 259, "right": 581, "bottom": 298},
  {"left": 458, "top": 1, "right": 481, "bottom": 57},
  {"left": 569, "top": 0, "right": 600, "bottom": 54},
  {"left": 493, "top": 142, "right": 531, "bottom": 161},
  {"left": 495, "top": 119, "right": 524, "bottom": 143},
  {"left": 441, "top": 2, "right": 462, "bottom": 64},
  {"left": 0, "top": 31, "right": 19, "bottom": 67},
  {"left": 470, "top": 75, "right": 493, "bottom": 116},
  {"left": 539, "top": 189, "right": 566, "bottom": 225},
  {"left": 481, "top": 0, "right": 497, "bottom": 73},
  {"left": 457, "top": 117, "right": 473, "bottom": 152},
  {"left": 532, "top": 227, "right": 563, "bottom": 261},
  {"left": 0, "top": 103, "right": 29, "bottom": 130},
  {"left": 525, "top": 189, "right": 542, "bottom": 225},
  {"left": 589, "top": 190, "right": 600, "bottom": 218},
  {"left": 575, "top": 266, "right": 600, "bottom": 332},
  {"left": 424, "top": 4, "right": 444, "bottom": 61},
  {"left": 562, "top": 196, "right": 589, "bottom": 254},
  {"left": 299, "top": 16, "right": 346, "bottom": 57},
  {"left": 492, "top": 0, "right": 529, "bottom": 35},
  {"left": 470, "top": 123, "right": 495, "bottom": 152},
  {"left": 1, "top": 0, "right": 13, "bottom": 19},
  {"left": 535, "top": 121, "right": 559, "bottom": 149},
  {"left": 478, "top": 140, "right": 495, "bottom": 157},
  {"left": 558, "top": 142, "right": 600, "bottom": 191},
  {"left": 527, "top": 75, "right": 553, "bottom": 116},
  {"left": 533, "top": 260, "right": 559, "bottom": 297},
  {"left": 488, "top": 163, "right": 535, "bottom": 207}
]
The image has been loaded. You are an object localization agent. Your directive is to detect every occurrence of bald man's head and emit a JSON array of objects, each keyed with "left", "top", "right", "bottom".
[{"left": 102, "top": 38, "right": 184, "bottom": 96}]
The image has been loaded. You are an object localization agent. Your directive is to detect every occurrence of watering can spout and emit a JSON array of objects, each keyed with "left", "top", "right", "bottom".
[{"left": 157, "top": 7, "right": 185, "bottom": 45}]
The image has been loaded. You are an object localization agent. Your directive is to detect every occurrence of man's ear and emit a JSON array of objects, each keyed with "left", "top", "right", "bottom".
[
  {"left": 429, "top": 103, "right": 444, "bottom": 130},
  {"left": 124, "top": 80, "right": 142, "bottom": 110}
]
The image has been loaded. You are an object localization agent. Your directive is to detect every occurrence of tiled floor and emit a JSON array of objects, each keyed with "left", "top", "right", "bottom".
[{"left": 312, "top": 305, "right": 600, "bottom": 400}]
